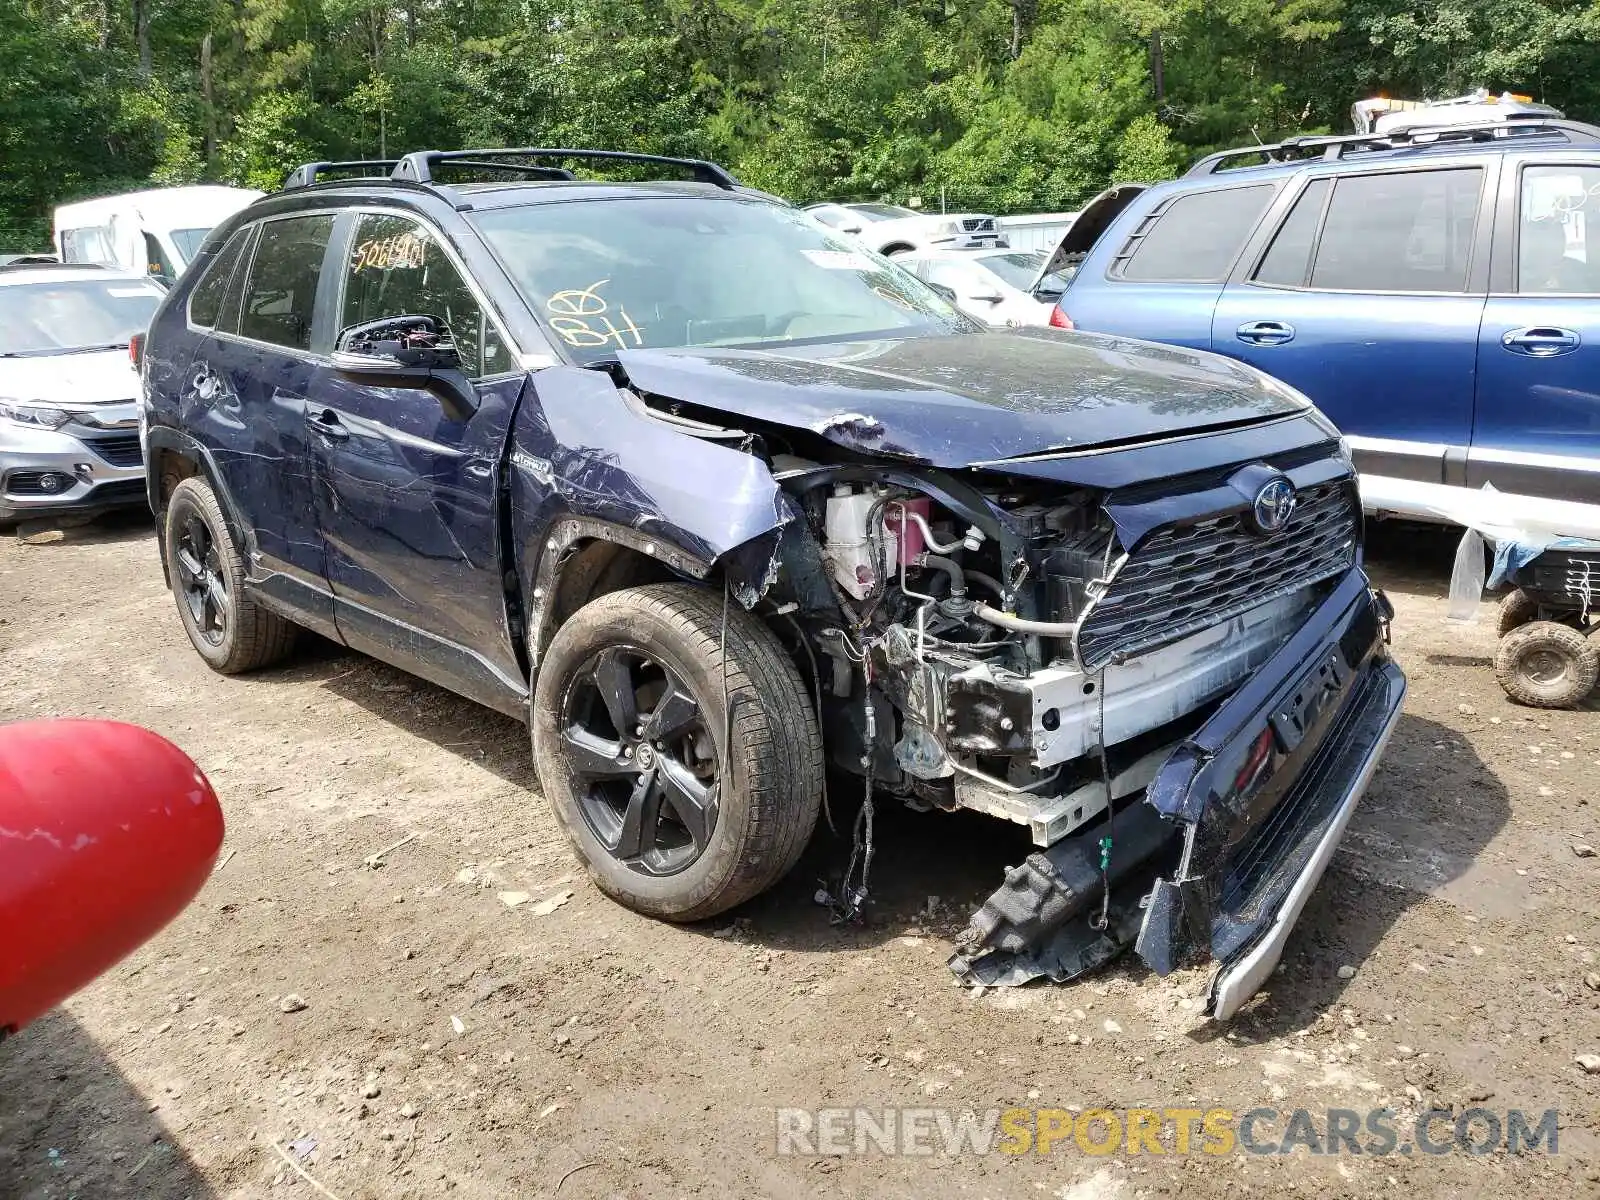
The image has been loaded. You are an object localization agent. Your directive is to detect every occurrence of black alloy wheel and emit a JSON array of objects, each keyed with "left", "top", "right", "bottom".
[
  {"left": 173, "top": 511, "right": 230, "bottom": 646},
  {"left": 532, "top": 582, "right": 824, "bottom": 921},
  {"left": 163, "top": 476, "right": 297, "bottom": 674},
  {"left": 561, "top": 646, "right": 720, "bottom": 876}
]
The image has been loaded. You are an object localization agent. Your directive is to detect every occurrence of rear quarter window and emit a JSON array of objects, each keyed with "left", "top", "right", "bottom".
[
  {"left": 235, "top": 214, "right": 336, "bottom": 351},
  {"left": 1113, "top": 185, "right": 1275, "bottom": 282},
  {"left": 186, "top": 226, "right": 252, "bottom": 328}
]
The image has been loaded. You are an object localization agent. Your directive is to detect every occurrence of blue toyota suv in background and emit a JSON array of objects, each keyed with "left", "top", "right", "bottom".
[{"left": 1049, "top": 106, "right": 1600, "bottom": 517}]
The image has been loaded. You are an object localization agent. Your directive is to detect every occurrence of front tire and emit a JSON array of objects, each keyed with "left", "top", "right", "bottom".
[
  {"left": 164, "top": 477, "right": 297, "bottom": 674},
  {"left": 532, "top": 583, "right": 823, "bottom": 922},
  {"left": 1494, "top": 620, "right": 1598, "bottom": 709}
]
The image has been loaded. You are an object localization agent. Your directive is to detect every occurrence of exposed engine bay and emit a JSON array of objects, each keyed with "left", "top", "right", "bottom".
[{"left": 764, "top": 455, "right": 1346, "bottom": 990}]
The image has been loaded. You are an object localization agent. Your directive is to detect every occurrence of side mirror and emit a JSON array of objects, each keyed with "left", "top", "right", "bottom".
[
  {"left": 333, "top": 315, "right": 478, "bottom": 422},
  {"left": 970, "top": 292, "right": 1005, "bottom": 305}
]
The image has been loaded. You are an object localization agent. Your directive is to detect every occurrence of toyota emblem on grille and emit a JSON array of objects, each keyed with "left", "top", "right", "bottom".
[{"left": 1249, "top": 478, "right": 1297, "bottom": 534}]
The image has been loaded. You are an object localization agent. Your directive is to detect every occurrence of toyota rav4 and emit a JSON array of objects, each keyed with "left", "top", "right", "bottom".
[{"left": 139, "top": 148, "right": 1406, "bottom": 1019}]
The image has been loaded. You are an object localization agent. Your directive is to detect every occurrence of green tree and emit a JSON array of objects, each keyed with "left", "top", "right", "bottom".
[{"left": 4, "top": 0, "right": 1600, "bottom": 249}]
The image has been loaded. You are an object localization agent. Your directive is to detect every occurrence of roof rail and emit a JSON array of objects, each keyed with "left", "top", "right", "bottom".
[
  {"left": 1185, "top": 116, "right": 1600, "bottom": 177},
  {"left": 1185, "top": 134, "right": 1384, "bottom": 176},
  {"left": 0, "top": 260, "right": 108, "bottom": 273},
  {"left": 391, "top": 148, "right": 739, "bottom": 189},
  {"left": 281, "top": 160, "right": 400, "bottom": 190}
]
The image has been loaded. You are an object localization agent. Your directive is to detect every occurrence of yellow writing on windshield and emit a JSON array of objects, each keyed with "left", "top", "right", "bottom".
[
  {"left": 873, "top": 284, "right": 915, "bottom": 311},
  {"left": 547, "top": 280, "right": 644, "bottom": 349}
]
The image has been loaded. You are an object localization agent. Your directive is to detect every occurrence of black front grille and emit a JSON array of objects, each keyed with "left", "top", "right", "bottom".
[
  {"left": 961, "top": 217, "right": 996, "bottom": 233},
  {"left": 86, "top": 479, "right": 147, "bottom": 505},
  {"left": 87, "top": 433, "right": 143, "bottom": 467},
  {"left": 1074, "top": 479, "right": 1359, "bottom": 671}
]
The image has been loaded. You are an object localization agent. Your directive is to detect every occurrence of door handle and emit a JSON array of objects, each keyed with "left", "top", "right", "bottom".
[
  {"left": 306, "top": 408, "right": 350, "bottom": 441},
  {"left": 1501, "top": 326, "right": 1581, "bottom": 357},
  {"left": 1236, "top": 320, "right": 1295, "bottom": 346}
]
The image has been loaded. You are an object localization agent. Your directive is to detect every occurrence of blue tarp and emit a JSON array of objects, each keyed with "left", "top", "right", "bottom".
[{"left": 1489, "top": 536, "right": 1600, "bottom": 590}]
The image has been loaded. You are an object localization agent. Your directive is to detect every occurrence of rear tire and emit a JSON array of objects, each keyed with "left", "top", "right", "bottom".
[
  {"left": 1494, "top": 620, "right": 1598, "bottom": 709},
  {"left": 532, "top": 582, "right": 823, "bottom": 922},
  {"left": 1495, "top": 588, "right": 1540, "bottom": 636},
  {"left": 164, "top": 477, "right": 297, "bottom": 674}
]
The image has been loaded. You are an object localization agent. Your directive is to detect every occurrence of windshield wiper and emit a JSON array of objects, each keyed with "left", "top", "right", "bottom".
[
  {"left": 61, "top": 342, "right": 131, "bottom": 355},
  {"left": 0, "top": 343, "right": 131, "bottom": 357}
]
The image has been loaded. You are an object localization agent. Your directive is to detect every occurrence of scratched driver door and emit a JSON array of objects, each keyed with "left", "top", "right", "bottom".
[{"left": 307, "top": 211, "right": 529, "bottom": 714}]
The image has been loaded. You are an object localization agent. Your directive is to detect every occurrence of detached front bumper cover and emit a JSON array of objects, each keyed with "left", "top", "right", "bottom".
[{"left": 952, "top": 568, "right": 1406, "bottom": 1019}]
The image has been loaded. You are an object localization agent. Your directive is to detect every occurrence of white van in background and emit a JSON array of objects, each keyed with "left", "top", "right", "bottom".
[{"left": 54, "top": 186, "right": 262, "bottom": 284}]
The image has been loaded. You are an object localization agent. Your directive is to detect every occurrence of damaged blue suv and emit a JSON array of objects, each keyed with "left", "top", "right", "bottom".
[{"left": 139, "top": 148, "right": 1406, "bottom": 1018}]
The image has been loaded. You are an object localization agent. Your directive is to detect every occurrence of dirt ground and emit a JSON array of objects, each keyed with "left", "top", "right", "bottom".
[{"left": 1, "top": 514, "right": 1598, "bottom": 1199}]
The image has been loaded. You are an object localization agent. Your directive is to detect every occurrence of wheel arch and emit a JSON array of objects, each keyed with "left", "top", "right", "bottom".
[
  {"left": 144, "top": 429, "right": 249, "bottom": 580},
  {"left": 522, "top": 510, "right": 827, "bottom": 675},
  {"left": 525, "top": 517, "right": 715, "bottom": 670}
]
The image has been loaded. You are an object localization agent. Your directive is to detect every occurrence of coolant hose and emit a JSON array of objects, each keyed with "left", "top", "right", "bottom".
[
  {"left": 963, "top": 570, "right": 1008, "bottom": 601},
  {"left": 973, "top": 602, "right": 1078, "bottom": 637},
  {"left": 920, "top": 554, "right": 966, "bottom": 597}
]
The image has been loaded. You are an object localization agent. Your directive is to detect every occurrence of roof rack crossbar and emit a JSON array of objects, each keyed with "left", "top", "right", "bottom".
[
  {"left": 1186, "top": 116, "right": 1600, "bottom": 177},
  {"left": 392, "top": 148, "right": 739, "bottom": 189},
  {"left": 421, "top": 160, "right": 577, "bottom": 182},
  {"left": 1186, "top": 133, "right": 1383, "bottom": 176},
  {"left": 282, "top": 160, "right": 401, "bottom": 189},
  {"left": 1385, "top": 117, "right": 1600, "bottom": 146}
]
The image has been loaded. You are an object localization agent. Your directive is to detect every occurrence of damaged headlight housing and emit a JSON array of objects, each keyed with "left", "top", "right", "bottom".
[{"left": 0, "top": 399, "right": 74, "bottom": 429}]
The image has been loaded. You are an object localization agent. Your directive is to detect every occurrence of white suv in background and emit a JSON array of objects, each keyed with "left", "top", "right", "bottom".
[
  {"left": 0, "top": 264, "right": 163, "bottom": 527},
  {"left": 804, "top": 202, "right": 1007, "bottom": 256}
]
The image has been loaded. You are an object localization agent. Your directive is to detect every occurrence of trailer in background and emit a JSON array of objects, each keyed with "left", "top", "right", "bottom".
[
  {"left": 996, "top": 211, "right": 1077, "bottom": 254},
  {"left": 54, "top": 186, "right": 261, "bottom": 284}
]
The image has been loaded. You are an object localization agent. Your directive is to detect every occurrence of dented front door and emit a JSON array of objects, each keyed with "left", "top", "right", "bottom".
[{"left": 305, "top": 212, "right": 529, "bottom": 715}]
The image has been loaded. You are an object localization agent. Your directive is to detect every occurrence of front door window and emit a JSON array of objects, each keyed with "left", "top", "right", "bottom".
[{"left": 340, "top": 214, "right": 512, "bottom": 377}]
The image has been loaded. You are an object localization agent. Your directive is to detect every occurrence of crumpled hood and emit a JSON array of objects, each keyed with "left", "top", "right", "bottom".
[
  {"left": 614, "top": 330, "right": 1306, "bottom": 467},
  {"left": 0, "top": 350, "right": 139, "bottom": 406}
]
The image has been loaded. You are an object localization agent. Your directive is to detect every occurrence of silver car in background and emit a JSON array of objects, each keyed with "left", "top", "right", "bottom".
[
  {"left": 803, "top": 201, "right": 1007, "bottom": 256},
  {"left": 896, "top": 247, "right": 1075, "bottom": 328},
  {"left": 0, "top": 264, "right": 164, "bottom": 526}
]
